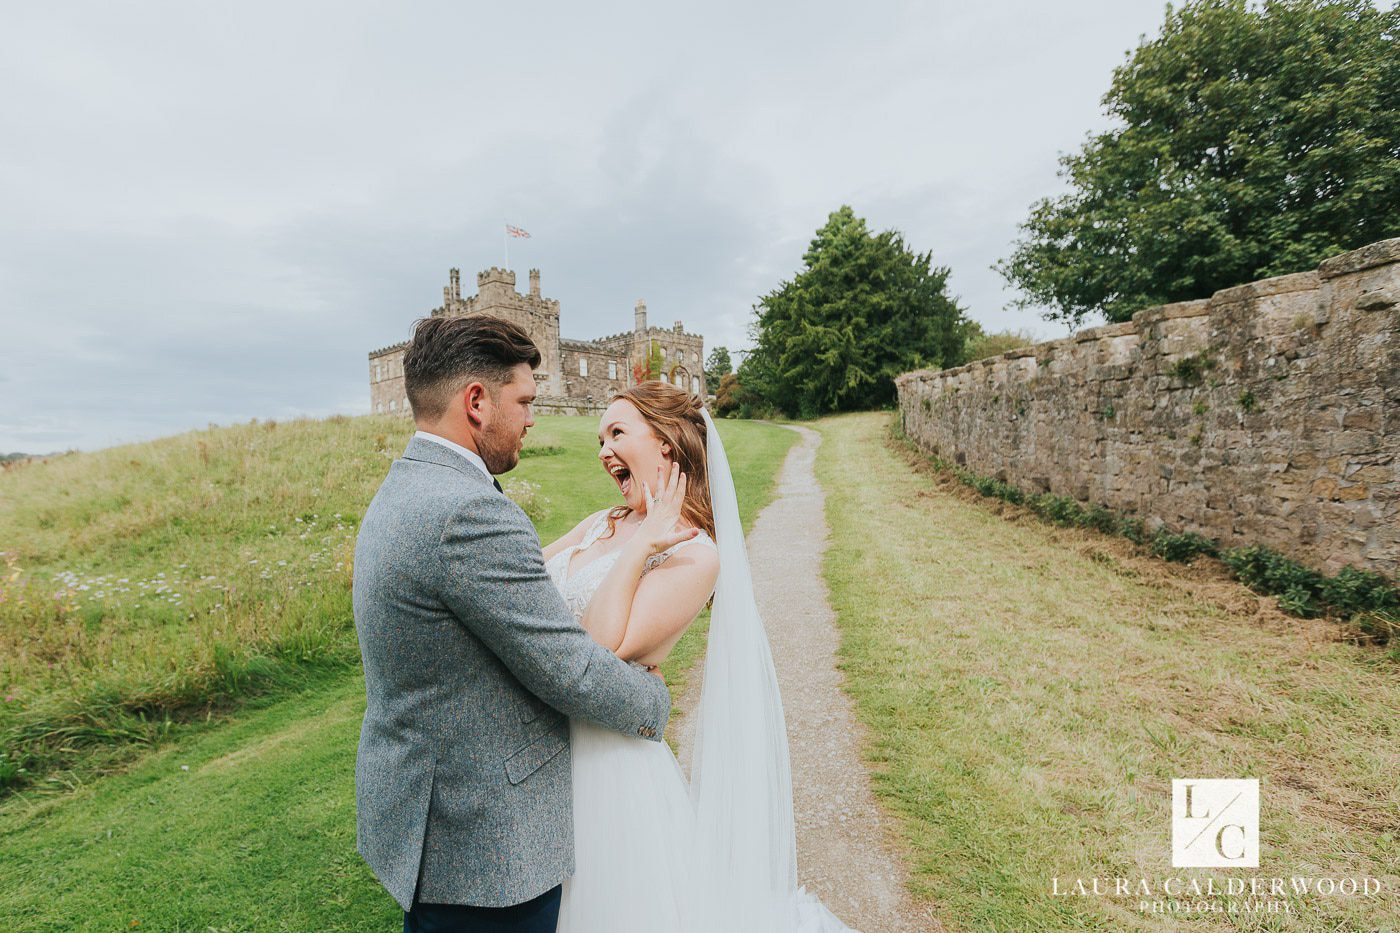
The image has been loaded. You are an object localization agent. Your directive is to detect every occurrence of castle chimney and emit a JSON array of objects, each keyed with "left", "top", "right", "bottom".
[
  {"left": 635, "top": 299, "right": 648, "bottom": 334},
  {"left": 529, "top": 268, "right": 541, "bottom": 298}
]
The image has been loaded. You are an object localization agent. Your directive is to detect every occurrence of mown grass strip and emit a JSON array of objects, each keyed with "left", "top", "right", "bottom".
[{"left": 815, "top": 412, "right": 1398, "bottom": 930}]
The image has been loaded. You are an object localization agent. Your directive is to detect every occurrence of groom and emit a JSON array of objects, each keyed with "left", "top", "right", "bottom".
[{"left": 353, "top": 314, "right": 676, "bottom": 932}]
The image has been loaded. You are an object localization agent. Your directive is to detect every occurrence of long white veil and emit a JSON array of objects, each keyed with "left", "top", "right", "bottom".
[{"left": 688, "top": 409, "right": 799, "bottom": 931}]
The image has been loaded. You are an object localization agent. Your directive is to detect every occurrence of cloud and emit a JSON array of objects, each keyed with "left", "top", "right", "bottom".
[{"left": 0, "top": 0, "right": 1172, "bottom": 451}]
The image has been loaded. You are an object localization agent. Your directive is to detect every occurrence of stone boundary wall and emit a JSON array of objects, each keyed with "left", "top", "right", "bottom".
[{"left": 896, "top": 238, "right": 1400, "bottom": 578}]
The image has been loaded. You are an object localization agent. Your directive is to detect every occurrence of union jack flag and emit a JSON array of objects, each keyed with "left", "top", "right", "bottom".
[{"left": 506, "top": 224, "right": 531, "bottom": 238}]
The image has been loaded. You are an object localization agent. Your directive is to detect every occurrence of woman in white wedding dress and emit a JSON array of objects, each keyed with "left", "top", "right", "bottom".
[{"left": 540, "top": 382, "right": 856, "bottom": 933}]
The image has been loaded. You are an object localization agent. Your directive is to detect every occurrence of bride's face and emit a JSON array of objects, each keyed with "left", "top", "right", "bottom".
[{"left": 597, "top": 399, "right": 670, "bottom": 514}]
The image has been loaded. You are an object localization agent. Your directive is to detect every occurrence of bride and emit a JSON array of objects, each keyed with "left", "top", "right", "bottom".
[{"left": 540, "top": 382, "right": 856, "bottom": 933}]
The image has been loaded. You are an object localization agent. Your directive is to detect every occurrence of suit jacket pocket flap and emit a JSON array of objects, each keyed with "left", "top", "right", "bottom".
[
  {"left": 504, "top": 731, "right": 567, "bottom": 785},
  {"left": 516, "top": 693, "right": 547, "bottom": 723}
]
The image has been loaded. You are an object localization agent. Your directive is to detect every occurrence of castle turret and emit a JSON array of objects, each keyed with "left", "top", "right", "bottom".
[
  {"left": 529, "top": 268, "right": 541, "bottom": 298},
  {"left": 450, "top": 267, "right": 461, "bottom": 301},
  {"left": 476, "top": 267, "right": 517, "bottom": 305},
  {"left": 635, "top": 299, "right": 647, "bottom": 334}
]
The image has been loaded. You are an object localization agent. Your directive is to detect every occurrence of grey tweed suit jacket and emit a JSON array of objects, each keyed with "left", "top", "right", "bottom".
[{"left": 353, "top": 436, "right": 671, "bottom": 911}]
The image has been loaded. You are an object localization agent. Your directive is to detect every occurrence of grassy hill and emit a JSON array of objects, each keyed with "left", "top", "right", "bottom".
[{"left": 0, "top": 414, "right": 798, "bottom": 796}]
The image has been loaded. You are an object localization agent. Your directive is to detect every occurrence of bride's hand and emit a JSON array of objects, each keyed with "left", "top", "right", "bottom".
[{"left": 636, "top": 461, "right": 699, "bottom": 556}]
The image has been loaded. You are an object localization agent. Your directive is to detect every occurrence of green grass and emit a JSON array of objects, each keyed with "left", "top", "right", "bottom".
[
  {"left": 1, "top": 671, "right": 397, "bottom": 930},
  {"left": 0, "top": 414, "right": 797, "bottom": 929},
  {"left": 813, "top": 412, "right": 1399, "bottom": 931},
  {"left": 0, "top": 414, "right": 796, "bottom": 796}
]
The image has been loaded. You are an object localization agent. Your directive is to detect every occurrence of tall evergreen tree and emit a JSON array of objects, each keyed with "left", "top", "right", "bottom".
[{"left": 742, "top": 206, "right": 969, "bottom": 418}]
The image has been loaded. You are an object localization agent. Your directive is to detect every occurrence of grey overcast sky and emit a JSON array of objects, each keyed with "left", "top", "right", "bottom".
[{"left": 1, "top": 0, "right": 1173, "bottom": 453}]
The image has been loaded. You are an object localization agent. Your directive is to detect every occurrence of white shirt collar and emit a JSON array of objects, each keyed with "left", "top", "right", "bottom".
[{"left": 413, "top": 430, "right": 494, "bottom": 483}]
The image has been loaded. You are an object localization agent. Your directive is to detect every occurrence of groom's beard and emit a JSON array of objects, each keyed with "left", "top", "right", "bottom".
[{"left": 478, "top": 419, "right": 521, "bottom": 475}]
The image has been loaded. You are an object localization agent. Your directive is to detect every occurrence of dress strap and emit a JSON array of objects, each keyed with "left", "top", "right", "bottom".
[{"left": 579, "top": 511, "right": 611, "bottom": 550}]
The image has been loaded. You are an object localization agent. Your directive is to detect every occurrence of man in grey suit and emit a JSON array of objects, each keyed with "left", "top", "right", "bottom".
[{"left": 354, "top": 314, "right": 679, "bottom": 932}]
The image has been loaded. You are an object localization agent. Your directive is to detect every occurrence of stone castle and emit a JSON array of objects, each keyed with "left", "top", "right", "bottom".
[{"left": 369, "top": 267, "right": 705, "bottom": 416}]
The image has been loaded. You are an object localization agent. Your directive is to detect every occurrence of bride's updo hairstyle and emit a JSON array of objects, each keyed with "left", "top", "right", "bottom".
[{"left": 604, "top": 381, "right": 717, "bottom": 542}]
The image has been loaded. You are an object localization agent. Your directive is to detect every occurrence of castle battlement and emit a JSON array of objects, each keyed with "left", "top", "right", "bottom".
[
  {"left": 477, "top": 267, "right": 515, "bottom": 287},
  {"left": 368, "top": 341, "right": 408, "bottom": 359}
]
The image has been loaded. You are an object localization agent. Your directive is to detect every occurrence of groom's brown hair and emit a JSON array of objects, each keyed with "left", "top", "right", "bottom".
[{"left": 402, "top": 315, "right": 542, "bottom": 420}]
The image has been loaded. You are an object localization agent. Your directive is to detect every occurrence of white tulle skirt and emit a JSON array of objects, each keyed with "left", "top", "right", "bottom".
[{"left": 557, "top": 718, "right": 857, "bottom": 933}]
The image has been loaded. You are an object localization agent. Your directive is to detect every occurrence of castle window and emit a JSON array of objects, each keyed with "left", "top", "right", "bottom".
[
  {"left": 660, "top": 372, "right": 669, "bottom": 384},
  {"left": 692, "top": 376, "right": 700, "bottom": 393},
  {"left": 608, "top": 360, "right": 617, "bottom": 380},
  {"left": 579, "top": 357, "right": 588, "bottom": 377}
]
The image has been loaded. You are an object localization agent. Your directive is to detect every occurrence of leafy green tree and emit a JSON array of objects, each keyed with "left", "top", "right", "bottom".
[
  {"left": 712, "top": 372, "right": 741, "bottom": 416},
  {"left": 743, "top": 206, "right": 970, "bottom": 418},
  {"left": 998, "top": 0, "right": 1400, "bottom": 328},
  {"left": 704, "top": 346, "right": 732, "bottom": 389}
]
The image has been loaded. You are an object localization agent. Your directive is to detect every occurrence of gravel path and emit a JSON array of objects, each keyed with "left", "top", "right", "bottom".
[{"left": 674, "top": 425, "right": 940, "bottom": 932}]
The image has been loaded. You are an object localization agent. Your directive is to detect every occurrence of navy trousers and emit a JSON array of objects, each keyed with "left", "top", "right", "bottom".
[{"left": 403, "top": 885, "right": 562, "bottom": 933}]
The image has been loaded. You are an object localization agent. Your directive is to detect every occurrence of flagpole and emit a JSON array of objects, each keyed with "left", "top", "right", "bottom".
[{"left": 503, "top": 221, "right": 508, "bottom": 271}]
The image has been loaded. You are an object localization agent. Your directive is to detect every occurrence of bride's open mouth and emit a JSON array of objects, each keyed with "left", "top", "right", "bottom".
[{"left": 608, "top": 462, "right": 632, "bottom": 497}]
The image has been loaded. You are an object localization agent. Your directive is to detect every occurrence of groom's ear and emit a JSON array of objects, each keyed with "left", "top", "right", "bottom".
[{"left": 461, "top": 381, "right": 490, "bottom": 427}]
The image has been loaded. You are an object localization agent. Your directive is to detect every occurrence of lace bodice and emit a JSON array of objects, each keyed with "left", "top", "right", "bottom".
[{"left": 545, "top": 512, "right": 714, "bottom": 666}]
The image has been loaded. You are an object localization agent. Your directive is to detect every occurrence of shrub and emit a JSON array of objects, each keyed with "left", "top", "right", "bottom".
[
  {"left": 1318, "top": 565, "right": 1400, "bottom": 618},
  {"left": 1216, "top": 545, "right": 1399, "bottom": 622},
  {"left": 1149, "top": 529, "right": 1218, "bottom": 563},
  {"left": 1117, "top": 515, "right": 1147, "bottom": 545},
  {"left": 1076, "top": 504, "right": 1113, "bottom": 535},
  {"left": 1029, "top": 494, "right": 1084, "bottom": 527},
  {"left": 1222, "top": 545, "right": 1325, "bottom": 602}
]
